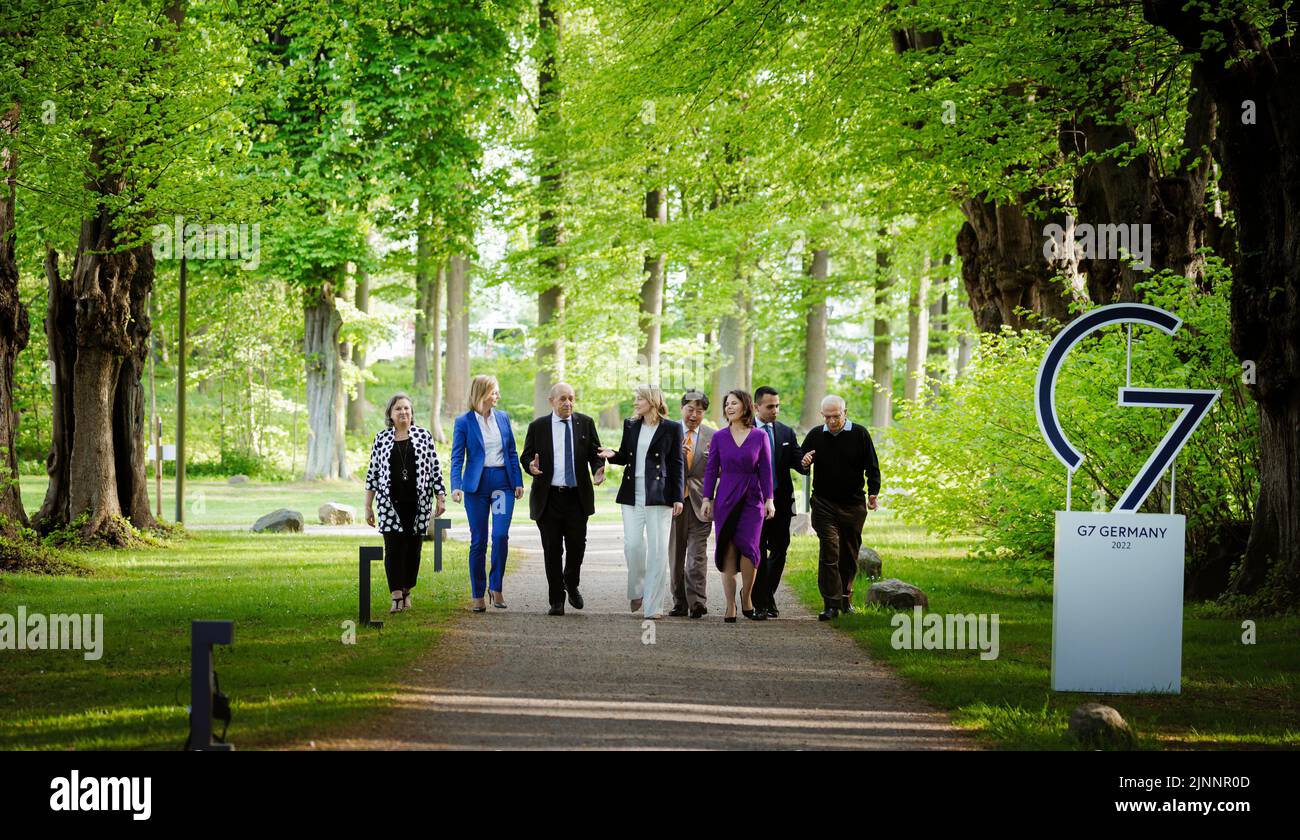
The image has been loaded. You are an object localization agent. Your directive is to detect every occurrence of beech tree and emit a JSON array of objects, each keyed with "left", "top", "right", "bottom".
[
  {"left": 11, "top": 0, "right": 254, "bottom": 540},
  {"left": 1144, "top": 0, "right": 1299, "bottom": 601}
]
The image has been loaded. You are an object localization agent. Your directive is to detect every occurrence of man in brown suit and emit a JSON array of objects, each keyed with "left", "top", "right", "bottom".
[{"left": 669, "top": 390, "right": 714, "bottom": 618}]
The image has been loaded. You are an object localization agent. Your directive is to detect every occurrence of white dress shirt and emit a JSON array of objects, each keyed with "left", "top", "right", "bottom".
[
  {"left": 823, "top": 419, "right": 853, "bottom": 436},
  {"left": 551, "top": 412, "right": 577, "bottom": 487},
  {"left": 756, "top": 419, "right": 777, "bottom": 480},
  {"left": 475, "top": 410, "right": 505, "bottom": 467},
  {"left": 634, "top": 422, "right": 657, "bottom": 506}
]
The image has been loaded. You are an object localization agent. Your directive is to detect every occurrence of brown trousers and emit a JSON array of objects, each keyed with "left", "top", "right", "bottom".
[
  {"left": 810, "top": 495, "right": 867, "bottom": 607},
  {"left": 670, "top": 499, "right": 711, "bottom": 610}
]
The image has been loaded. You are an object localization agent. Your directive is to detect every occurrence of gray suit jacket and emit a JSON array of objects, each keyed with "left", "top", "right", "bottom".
[{"left": 682, "top": 424, "right": 714, "bottom": 519}]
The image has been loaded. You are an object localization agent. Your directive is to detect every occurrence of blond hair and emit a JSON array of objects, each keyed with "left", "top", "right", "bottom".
[
  {"left": 468, "top": 374, "right": 499, "bottom": 413},
  {"left": 635, "top": 384, "right": 669, "bottom": 424}
]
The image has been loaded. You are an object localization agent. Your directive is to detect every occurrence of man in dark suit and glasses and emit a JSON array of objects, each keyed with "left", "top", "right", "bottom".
[
  {"left": 520, "top": 382, "right": 607, "bottom": 615},
  {"left": 751, "top": 386, "right": 807, "bottom": 618}
]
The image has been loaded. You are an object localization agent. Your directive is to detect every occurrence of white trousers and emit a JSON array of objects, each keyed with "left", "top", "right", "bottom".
[{"left": 622, "top": 502, "right": 673, "bottom": 617}]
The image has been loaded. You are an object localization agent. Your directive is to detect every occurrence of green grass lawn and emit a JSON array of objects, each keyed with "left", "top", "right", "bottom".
[
  {"left": 19, "top": 475, "right": 410, "bottom": 529},
  {"left": 784, "top": 515, "right": 1300, "bottom": 750},
  {"left": 0, "top": 532, "right": 475, "bottom": 750},
  {"left": 18, "top": 474, "right": 635, "bottom": 529}
]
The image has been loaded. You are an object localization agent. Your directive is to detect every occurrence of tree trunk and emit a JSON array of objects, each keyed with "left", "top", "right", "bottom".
[
  {"left": 534, "top": 285, "right": 564, "bottom": 414},
  {"left": 413, "top": 225, "right": 432, "bottom": 388},
  {"left": 905, "top": 253, "right": 932, "bottom": 403},
  {"left": 219, "top": 374, "right": 225, "bottom": 452},
  {"left": 428, "top": 262, "right": 444, "bottom": 440},
  {"left": 1063, "top": 66, "right": 1216, "bottom": 304},
  {"left": 0, "top": 103, "right": 30, "bottom": 531},
  {"left": 743, "top": 329, "right": 755, "bottom": 393},
  {"left": 956, "top": 197, "right": 1077, "bottom": 332},
  {"left": 534, "top": 0, "right": 566, "bottom": 417},
  {"left": 69, "top": 344, "right": 127, "bottom": 540},
  {"left": 444, "top": 254, "right": 471, "bottom": 417},
  {"left": 37, "top": 194, "right": 154, "bottom": 543},
  {"left": 893, "top": 25, "right": 1079, "bottom": 334},
  {"left": 707, "top": 328, "right": 721, "bottom": 410},
  {"left": 639, "top": 188, "right": 666, "bottom": 385},
  {"left": 927, "top": 257, "right": 950, "bottom": 398},
  {"left": 801, "top": 248, "right": 829, "bottom": 430},
  {"left": 956, "top": 332, "right": 975, "bottom": 378},
  {"left": 303, "top": 281, "right": 349, "bottom": 480},
  {"left": 36, "top": 250, "right": 75, "bottom": 529},
  {"left": 871, "top": 240, "right": 893, "bottom": 428},
  {"left": 716, "top": 284, "right": 747, "bottom": 425},
  {"left": 113, "top": 256, "right": 158, "bottom": 530},
  {"left": 1145, "top": 0, "right": 1300, "bottom": 603},
  {"left": 346, "top": 268, "right": 370, "bottom": 434}
]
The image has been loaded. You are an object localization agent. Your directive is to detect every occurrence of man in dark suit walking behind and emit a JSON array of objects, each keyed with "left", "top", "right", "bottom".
[
  {"left": 520, "top": 382, "right": 607, "bottom": 615},
  {"left": 751, "top": 386, "right": 807, "bottom": 618}
]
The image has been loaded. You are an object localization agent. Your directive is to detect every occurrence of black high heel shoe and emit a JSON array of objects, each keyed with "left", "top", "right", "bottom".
[{"left": 724, "top": 604, "right": 737, "bottom": 624}]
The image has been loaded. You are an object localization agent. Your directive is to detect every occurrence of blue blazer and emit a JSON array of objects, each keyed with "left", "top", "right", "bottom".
[{"left": 450, "top": 409, "right": 523, "bottom": 494}]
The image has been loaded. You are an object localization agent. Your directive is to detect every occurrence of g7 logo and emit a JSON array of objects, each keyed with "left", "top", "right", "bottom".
[{"left": 1035, "top": 303, "right": 1220, "bottom": 513}]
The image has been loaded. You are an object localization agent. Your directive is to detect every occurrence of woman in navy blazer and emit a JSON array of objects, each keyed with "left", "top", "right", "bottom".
[
  {"left": 450, "top": 374, "right": 525, "bottom": 612},
  {"left": 598, "top": 385, "right": 684, "bottom": 620}
]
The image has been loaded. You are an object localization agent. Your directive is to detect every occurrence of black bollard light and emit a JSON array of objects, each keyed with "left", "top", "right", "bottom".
[
  {"left": 188, "top": 620, "right": 234, "bottom": 751},
  {"left": 427, "top": 517, "right": 452, "bottom": 571},
  {"left": 358, "top": 546, "right": 385, "bottom": 628},
  {"left": 359, "top": 518, "right": 452, "bottom": 627}
]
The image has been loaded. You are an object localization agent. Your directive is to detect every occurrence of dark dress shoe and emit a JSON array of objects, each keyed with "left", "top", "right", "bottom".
[
  {"left": 548, "top": 602, "right": 565, "bottom": 616},
  {"left": 742, "top": 608, "right": 754, "bottom": 619},
  {"left": 567, "top": 588, "right": 584, "bottom": 610},
  {"left": 748, "top": 609, "right": 767, "bottom": 621},
  {"left": 668, "top": 605, "right": 688, "bottom": 617},
  {"left": 840, "top": 601, "right": 854, "bottom": 615},
  {"left": 766, "top": 606, "right": 779, "bottom": 618},
  {"left": 689, "top": 604, "right": 707, "bottom": 619},
  {"left": 818, "top": 607, "right": 839, "bottom": 621}
]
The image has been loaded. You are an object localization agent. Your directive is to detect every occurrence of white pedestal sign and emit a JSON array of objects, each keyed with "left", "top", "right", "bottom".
[
  {"left": 1052, "top": 511, "right": 1184, "bottom": 693},
  {"left": 1035, "top": 304, "right": 1217, "bottom": 695}
]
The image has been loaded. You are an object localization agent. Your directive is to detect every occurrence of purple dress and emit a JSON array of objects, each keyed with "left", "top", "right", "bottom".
[{"left": 701, "top": 427, "right": 774, "bottom": 570}]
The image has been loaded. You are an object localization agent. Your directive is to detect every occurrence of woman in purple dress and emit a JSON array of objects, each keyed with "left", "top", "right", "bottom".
[{"left": 701, "top": 390, "right": 775, "bottom": 623}]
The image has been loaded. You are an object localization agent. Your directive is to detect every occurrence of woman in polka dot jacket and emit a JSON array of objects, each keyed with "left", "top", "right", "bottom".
[{"left": 365, "top": 393, "right": 447, "bottom": 613}]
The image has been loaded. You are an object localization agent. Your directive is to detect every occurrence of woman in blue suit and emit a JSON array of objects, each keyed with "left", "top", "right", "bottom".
[{"left": 450, "top": 374, "right": 525, "bottom": 612}]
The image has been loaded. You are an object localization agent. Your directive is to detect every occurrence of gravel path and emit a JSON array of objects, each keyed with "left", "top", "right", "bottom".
[{"left": 310, "top": 521, "right": 972, "bottom": 750}]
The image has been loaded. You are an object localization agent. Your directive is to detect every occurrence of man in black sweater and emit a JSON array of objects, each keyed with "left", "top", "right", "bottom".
[{"left": 800, "top": 395, "right": 881, "bottom": 621}]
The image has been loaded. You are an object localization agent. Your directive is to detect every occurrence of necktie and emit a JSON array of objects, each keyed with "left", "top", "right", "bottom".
[
  {"left": 562, "top": 417, "right": 576, "bottom": 487},
  {"left": 684, "top": 430, "right": 694, "bottom": 498},
  {"left": 764, "top": 423, "right": 776, "bottom": 485}
]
